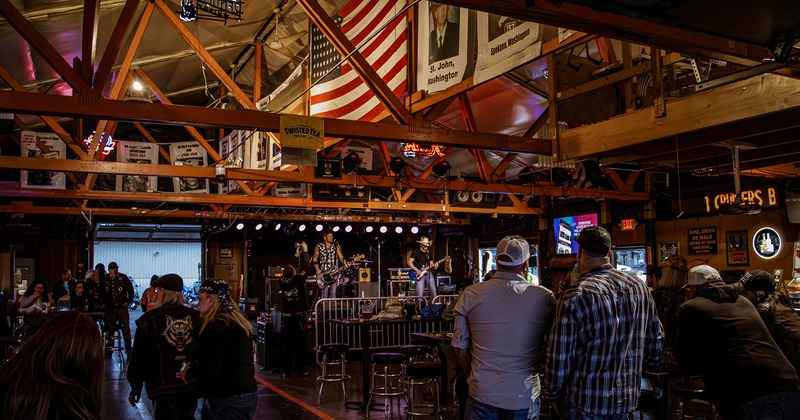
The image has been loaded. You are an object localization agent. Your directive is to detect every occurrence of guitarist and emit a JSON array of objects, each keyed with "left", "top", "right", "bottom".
[
  {"left": 408, "top": 236, "right": 440, "bottom": 299},
  {"left": 313, "top": 230, "right": 347, "bottom": 299}
]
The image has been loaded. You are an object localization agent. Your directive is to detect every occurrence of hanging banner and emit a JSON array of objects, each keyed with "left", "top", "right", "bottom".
[
  {"left": 268, "top": 133, "right": 283, "bottom": 169},
  {"left": 170, "top": 141, "right": 209, "bottom": 194},
  {"left": 245, "top": 131, "right": 268, "bottom": 170},
  {"left": 20, "top": 131, "right": 66, "bottom": 190},
  {"left": 115, "top": 141, "right": 158, "bottom": 192},
  {"left": 417, "top": 1, "right": 471, "bottom": 94},
  {"left": 474, "top": 13, "right": 542, "bottom": 84},
  {"left": 218, "top": 131, "right": 246, "bottom": 194}
]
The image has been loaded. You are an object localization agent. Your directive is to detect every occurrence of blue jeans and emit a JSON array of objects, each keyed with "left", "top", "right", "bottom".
[
  {"left": 560, "top": 400, "right": 629, "bottom": 420},
  {"left": 465, "top": 396, "right": 540, "bottom": 420},
  {"left": 201, "top": 391, "right": 257, "bottom": 420},
  {"left": 731, "top": 391, "right": 800, "bottom": 420}
]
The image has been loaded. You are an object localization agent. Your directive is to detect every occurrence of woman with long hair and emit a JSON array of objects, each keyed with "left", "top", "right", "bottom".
[
  {"left": 19, "top": 278, "right": 54, "bottom": 309},
  {"left": 0, "top": 311, "right": 104, "bottom": 419},
  {"left": 181, "top": 278, "right": 257, "bottom": 419}
]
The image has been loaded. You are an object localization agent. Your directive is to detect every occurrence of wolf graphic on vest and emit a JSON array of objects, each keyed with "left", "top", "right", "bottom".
[{"left": 163, "top": 315, "right": 194, "bottom": 352}]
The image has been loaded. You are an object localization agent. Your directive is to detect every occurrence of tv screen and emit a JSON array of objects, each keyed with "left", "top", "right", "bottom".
[{"left": 553, "top": 214, "right": 599, "bottom": 255}]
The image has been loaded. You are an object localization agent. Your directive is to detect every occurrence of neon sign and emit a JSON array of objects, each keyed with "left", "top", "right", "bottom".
[
  {"left": 703, "top": 187, "right": 778, "bottom": 212},
  {"left": 401, "top": 142, "right": 445, "bottom": 158},
  {"left": 83, "top": 131, "right": 117, "bottom": 157}
]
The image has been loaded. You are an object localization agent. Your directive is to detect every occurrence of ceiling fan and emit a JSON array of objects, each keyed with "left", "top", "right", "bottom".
[{"left": 255, "top": 7, "right": 307, "bottom": 59}]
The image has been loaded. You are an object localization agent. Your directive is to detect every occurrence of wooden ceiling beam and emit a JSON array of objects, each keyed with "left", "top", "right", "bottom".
[
  {"left": 93, "top": 0, "right": 141, "bottom": 92},
  {"left": 153, "top": 0, "right": 256, "bottom": 110},
  {"left": 560, "top": 74, "right": 800, "bottom": 160},
  {"left": 0, "top": 64, "right": 88, "bottom": 160},
  {"left": 80, "top": 0, "right": 99, "bottom": 84},
  {"left": 0, "top": 90, "right": 551, "bottom": 154},
  {"left": 0, "top": 0, "right": 91, "bottom": 94},
  {"left": 0, "top": 156, "right": 650, "bottom": 201},
  {"left": 135, "top": 68, "right": 254, "bottom": 195},
  {"left": 132, "top": 122, "right": 171, "bottom": 162},
  {"left": 296, "top": 0, "right": 410, "bottom": 125},
  {"left": 436, "top": 0, "right": 771, "bottom": 62}
]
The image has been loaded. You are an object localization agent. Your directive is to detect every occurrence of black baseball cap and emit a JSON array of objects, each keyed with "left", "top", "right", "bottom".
[
  {"left": 153, "top": 273, "right": 184, "bottom": 292},
  {"left": 577, "top": 226, "right": 612, "bottom": 256},
  {"left": 108, "top": 262, "right": 119, "bottom": 270}
]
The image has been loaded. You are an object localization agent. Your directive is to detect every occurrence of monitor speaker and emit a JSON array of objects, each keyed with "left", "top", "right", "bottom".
[
  {"left": 359, "top": 282, "right": 379, "bottom": 297},
  {"left": 359, "top": 267, "right": 371, "bottom": 283},
  {"left": 450, "top": 191, "right": 497, "bottom": 208}
]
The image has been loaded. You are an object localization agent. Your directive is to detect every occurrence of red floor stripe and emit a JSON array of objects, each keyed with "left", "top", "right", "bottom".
[{"left": 254, "top": 375, "right": 337, "bottom": 420}]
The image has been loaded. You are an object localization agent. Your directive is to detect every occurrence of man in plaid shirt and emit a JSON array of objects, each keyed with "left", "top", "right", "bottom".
[{"left": 545, "top": 226, "right": 663, "bottom": 419}]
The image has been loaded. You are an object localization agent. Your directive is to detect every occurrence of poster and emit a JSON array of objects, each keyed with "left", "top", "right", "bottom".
[
  {"left": 246, "top": 131, "right": 268, "bottom": 170},
  {"left": 20, "top": 131, "right": 67, "bottom": 189},
  {"left": 218, "top": 131, "right": 245, "bottom": 194},
  {"left": 169, "top": 141, "right": 209, "bottom": 194},
  {"left": 659, "top": 242, "right": 679, "bottom": 265},
  {"left": 115, "top": 141, "right": 158, "bottom": 192},
  {"left": 342, "top": 145, "right": 374, "bottom": 171},
  {"left": 417, "top": 1, "right": 471, "bottom": 94},
  {"left": 726, "top": 230, "right": 749, "bottom": 266},
  {"left": 474, "top": 13, "right": 542, "bottom": 84},
  {"left": 794, "top": 240, "right": 800, "bottom": 278},
  {"left": 688, "top": 226, "right": 717, "bottom": 255}
]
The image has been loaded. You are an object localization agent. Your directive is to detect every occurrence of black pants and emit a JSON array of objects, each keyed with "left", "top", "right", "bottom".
[
  {"left": 153, "top": 394, "right": 198, "bottom": 420},
  {"left": 282, "top": 313, "right": 308, "bottom": 375},
  {"left": 104, "top": 307, "right": 132, "bottom": 352}
]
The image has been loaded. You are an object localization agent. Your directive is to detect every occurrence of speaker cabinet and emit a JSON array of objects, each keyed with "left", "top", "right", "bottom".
[
  {"left": 359, "top": 267, "right": 372, "bottom": 283},
  {"left": 359, "top": 282, "right": 380, "bottom": 297},
  {"left": 450, "top": 191, "right": 497, "bottom": 208}
]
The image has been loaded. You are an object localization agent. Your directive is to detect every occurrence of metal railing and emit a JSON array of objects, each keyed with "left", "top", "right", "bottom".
[{"left": 313, "top": 296, "right": 452, "bottom": 365}]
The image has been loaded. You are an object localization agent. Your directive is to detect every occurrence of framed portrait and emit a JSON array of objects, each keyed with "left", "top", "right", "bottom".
[
  {"left": 219, "top": 243, "right": 233, "bottom": 259},
  {"left": 658, "top": 242, "right": 679, "bottom": 265},
  {"left": 726, "top": 230, "right": 749, "bottom": 266}
]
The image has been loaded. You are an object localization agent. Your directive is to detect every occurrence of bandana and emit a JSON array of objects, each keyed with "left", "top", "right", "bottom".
[{"left": 199, "top": 279, "right": 235, "bottom": 312}]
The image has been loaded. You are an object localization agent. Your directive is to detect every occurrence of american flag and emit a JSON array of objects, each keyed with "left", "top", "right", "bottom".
[{"left": 309, "top": 0, "right": 407, "bottom": 121}]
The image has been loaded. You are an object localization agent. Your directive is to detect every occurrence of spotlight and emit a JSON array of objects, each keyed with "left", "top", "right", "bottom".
[
  {"left": 179, "top": 0, "right": 197, "bottom": 21},
  {"left": 518, "top": 165, "right": 536, "bottom": 185},
  {"left": 432, "top": 160, "right": 451, "bottom": 178},
  {"left": 298, "top": 224, "right": 307, "bottom": 232},
  {"left": 411, "top": 226, "right": 419, "bottom": 234},
  {"left": 132, "top": 80, "right": 144, "bottom": 91},
  {"left": 274, "top": 222, "right": 282, "bottom": 231},
  {"left": 342, "top": 151, "right": 362, "bottom": 174},
  {"left": 345, "top": 225, "right": 353, "bottom": 233},
  {"left": 315, "top": 224, "right": 324, "bottom": 232},
  {"left": 389, "top": 156, "right": 406, "bottom": 176},
  {"left": 235, "top": 222, "right": 244, "bottom": 230},
  {"left": 255, "top": 223, "right": 263, "bottom": 231},
  {"left": 395, "top": 226, "right": 403, "bottom": 234},
  {"left": 380, "top": 226, "right": 388, "bottom": 234},
  {"left": 332, "top": 226, "right": 341, "bottom": 233},
  {"left": 365, "top": 226, "right": 374, "bottom": 233}
]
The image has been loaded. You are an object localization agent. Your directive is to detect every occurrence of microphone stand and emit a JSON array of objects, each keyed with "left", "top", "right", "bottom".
[{"left": 365, "top": 239, "right": 383, "bottom": 297}]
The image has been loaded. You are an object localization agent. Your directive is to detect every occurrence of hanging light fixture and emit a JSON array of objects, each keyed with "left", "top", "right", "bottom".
[{"left": 432, "top": 160, "right": 451, "bottom": 178}]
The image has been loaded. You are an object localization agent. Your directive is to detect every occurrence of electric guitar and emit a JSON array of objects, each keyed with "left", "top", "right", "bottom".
[
  {"left": 409, "top": 256, "right": 451, "bottom": 281},
  {"left": 316, "top": 254, "right": 365, "bottom": 289}
]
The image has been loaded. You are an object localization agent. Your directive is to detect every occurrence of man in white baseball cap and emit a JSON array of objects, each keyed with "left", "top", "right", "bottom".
[
  {"left": 452, "top": 235, "right": 554, "bottom": 419},
  {"left": 408, "top": 236, "right": 444, "bottom": 299}
]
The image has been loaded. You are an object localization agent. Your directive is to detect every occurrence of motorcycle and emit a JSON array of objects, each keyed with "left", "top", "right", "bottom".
[
  {"left": 129, "top": 281, "right": 141, "bottom": 311},
  {"left": 183, "top": 286, "right": 198, "bottom": 307}
]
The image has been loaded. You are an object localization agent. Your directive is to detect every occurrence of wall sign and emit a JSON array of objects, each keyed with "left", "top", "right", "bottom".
[
  {"left": 753, "top": 227, "right": 782, "bottom": 259},
  {"left": 726, "top": 230, "right": 749, "bottom": 266},
  {"left": 688, "top": 226, "right": 717, "bottom": 255},
  {"left": 703, "top": 187, "right": 778, "bottom": 213}
]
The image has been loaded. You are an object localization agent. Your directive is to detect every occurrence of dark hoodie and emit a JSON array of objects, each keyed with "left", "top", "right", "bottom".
[{"left": 675, "top": 280, "right": 800, "bottom": 414}]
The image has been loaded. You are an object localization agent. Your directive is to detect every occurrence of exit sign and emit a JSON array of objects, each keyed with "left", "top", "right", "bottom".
[{"left": 621, "top": 219, "right": 637, "bottom": 231}]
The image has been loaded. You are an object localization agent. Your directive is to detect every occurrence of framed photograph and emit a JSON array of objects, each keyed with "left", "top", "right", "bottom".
[
  {"left": 726, "top": 230, "right": 749, "bottom": 266},
  {"left": 658, "top": 242, "right": 679, "bottom": 265},
  {"left": 219, "top": 243, "right": 233, "bottom": 259}
]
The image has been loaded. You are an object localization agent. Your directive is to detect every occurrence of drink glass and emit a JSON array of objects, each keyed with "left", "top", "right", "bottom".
[{"left": 360, "top": 301, "right": 373, "bottom": 320}]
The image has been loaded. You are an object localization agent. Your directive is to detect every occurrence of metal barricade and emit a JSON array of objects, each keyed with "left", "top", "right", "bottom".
[
  {"left": 314, "top": 297, "right": 453, "bottom": 366},
  {"left": 431, "top": 294, "right": 458, "bottom": 306}
]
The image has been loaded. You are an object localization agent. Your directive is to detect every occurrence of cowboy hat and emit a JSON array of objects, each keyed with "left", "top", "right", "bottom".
[{"left": 417, "top": 237, "right": 432, "bottom": 246}]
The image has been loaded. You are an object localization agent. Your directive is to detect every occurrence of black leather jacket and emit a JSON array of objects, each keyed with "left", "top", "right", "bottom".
[{"left": 756, "top": 293, "right": 800, "bottom": 376}]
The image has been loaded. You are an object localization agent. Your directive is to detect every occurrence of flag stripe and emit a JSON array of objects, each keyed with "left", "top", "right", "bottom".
[{"left": 310, "top": 0, "right": 407, "bottom": 122}]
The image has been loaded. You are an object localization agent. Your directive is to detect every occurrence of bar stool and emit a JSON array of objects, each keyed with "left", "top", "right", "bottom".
[
  {"left": 316, "top": 343, "right": 351, "bottom": 404},
  {"left": 403, "top": 361, "right": 443, "bottom": 419},
  {"left": 104, "top": 323, "right": 126, "bottom": 373},
  {"left": 399, "top": 344, "right": 437, "bottom": 364},
  {"left": 366, "top": 352, "right": 408, "bottom": 419},
  {"left": 670, "top": 380, "right": 718, "bottom": 419}
]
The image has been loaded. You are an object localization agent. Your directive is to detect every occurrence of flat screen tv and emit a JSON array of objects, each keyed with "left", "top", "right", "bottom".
[{"left": 553, "top": 214, "right": 599, "bottom": 255}]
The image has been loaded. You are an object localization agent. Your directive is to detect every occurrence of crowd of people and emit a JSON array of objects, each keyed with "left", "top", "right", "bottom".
[{"left": 452, "top": 226, "right": 800, "bottom": 420}]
